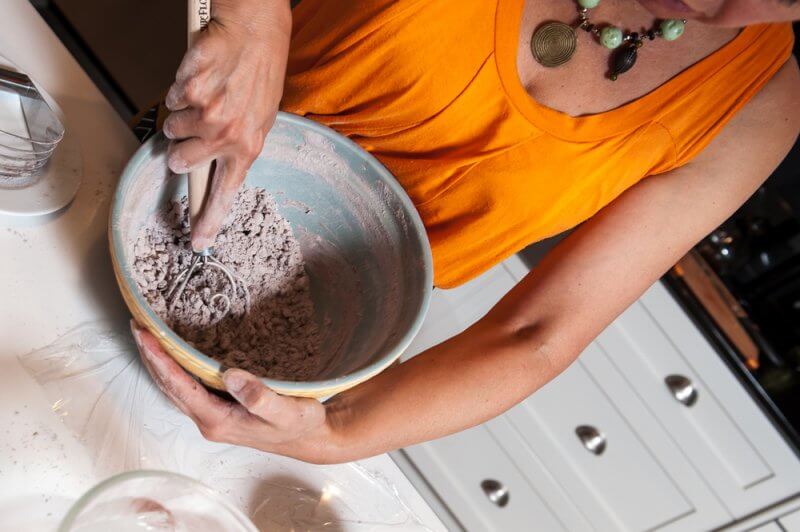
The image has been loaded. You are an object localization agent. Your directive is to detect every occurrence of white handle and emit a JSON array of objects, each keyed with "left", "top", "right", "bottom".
[{"left": 187, "top": 0, "right": 212, "bottom": 229}]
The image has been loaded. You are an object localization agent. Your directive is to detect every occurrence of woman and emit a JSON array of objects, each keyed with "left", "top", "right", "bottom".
[{"left": 131, "top": 0, "right": 800, "bottom": 463}]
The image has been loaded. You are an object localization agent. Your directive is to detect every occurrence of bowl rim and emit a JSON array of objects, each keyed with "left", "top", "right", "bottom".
[
  {"left": 57, "top": 469, "right": 257, "bottom": 531},
  {"left": 110, "top": 111, "right": 433, "bottom": 394}
]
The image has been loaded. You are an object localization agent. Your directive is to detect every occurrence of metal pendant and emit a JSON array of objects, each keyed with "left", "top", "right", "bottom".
[{"left": 531, "top": 22, "right": 577, "bottom": 68}]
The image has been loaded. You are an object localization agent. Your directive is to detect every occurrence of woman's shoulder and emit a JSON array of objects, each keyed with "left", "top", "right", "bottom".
[
  {"left": 720, "top": 53, "right": 800, "bottom": 153},
  {"left": 669, "top": 55, "right": 799, "bottom": 218},
  {"left": 656, "top": 24, "right": 796, "bottom": 169}
]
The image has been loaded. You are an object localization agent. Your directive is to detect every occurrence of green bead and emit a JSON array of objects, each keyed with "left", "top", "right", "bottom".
[
  {"left": 660, "top": 19, "right": 685, "bottom": 41},
  {"left": 578, "top": 0, "right": 600, "bottom": 8},
  {"left": 599, "top": 26, "right": 623, "bottom": 49}
]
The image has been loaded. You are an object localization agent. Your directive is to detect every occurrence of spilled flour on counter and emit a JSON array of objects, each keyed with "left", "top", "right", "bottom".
[{"left": 131, "top": 187, "right": 322, "bottom": 380}]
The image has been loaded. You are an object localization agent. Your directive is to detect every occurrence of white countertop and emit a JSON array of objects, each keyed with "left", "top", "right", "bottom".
[{"left": 0, "top": 2, "right": 443, "bottom": 529}]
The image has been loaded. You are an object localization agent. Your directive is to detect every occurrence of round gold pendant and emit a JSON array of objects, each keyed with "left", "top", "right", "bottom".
[{"left": 531, "top": 22, "right": 577, "bottom": 68}]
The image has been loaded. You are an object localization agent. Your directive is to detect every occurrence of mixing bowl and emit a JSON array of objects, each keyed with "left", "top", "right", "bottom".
[
  {"left": 59, "top": 470, "right": 257, "bottom": 532},
  {"left": 109, "top": 112, "right": 432, "bottom": 398}
]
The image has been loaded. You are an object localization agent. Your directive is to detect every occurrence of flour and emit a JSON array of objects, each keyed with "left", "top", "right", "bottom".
[{"left": 132, "top": 187, "right": 322, "bottom": 381}]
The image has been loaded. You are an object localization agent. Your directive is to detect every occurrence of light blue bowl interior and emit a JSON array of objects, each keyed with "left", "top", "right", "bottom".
[{"left": 111, "top": 113, "right": 433, "bottom": 392}]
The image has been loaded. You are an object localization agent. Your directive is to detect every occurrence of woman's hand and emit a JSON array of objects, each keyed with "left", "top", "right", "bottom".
[
  {"left": 130, "top": 321, "right": 335, "bottom": 463},
  {"left": 163, "top": 0, "right": 292, "bottom": 251}
]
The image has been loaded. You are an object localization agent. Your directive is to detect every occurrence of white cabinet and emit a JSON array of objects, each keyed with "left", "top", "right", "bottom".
[
  {"left": 734, "top": 506, "right": 800, "bottom": 532},
  {"left": 394, "top": 258, "right": 800, "bottom": 531},
  {"left": 404, "top": 424, "right": 567, "bottom": 532},
  {"left": 718, "top": 496, "right": 800, "bottom": 531},
  {"left": 750, "top": 523, "right": 784, "bottom": 532},
  {"left": 504, "top": 356, "right": 727, "bottom": 531},
  {"left": 598, "top": 303, "right": 773, "bottom": 500},
  {"left": 780, "top": 508, "right": 800, "bottom": 531},
  {"left": 636, "top": 284, "right": 800, "bottom": 516}
]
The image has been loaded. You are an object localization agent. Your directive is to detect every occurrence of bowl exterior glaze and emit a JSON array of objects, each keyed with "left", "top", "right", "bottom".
[{"left": 109, "top": 113, "right": 432, "bottom": 399}]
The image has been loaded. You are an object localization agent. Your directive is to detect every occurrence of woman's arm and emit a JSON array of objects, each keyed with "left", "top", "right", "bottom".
[
  {"left": 133, "top": 57, "right": 800, "bottom": 464},
  {"left": 163, "top": 0, "right": 292, "bottom": 251}
]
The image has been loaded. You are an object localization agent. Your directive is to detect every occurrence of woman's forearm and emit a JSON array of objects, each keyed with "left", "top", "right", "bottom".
[{"left": 291, "top": 314, "right": 574, "bottom": 464}]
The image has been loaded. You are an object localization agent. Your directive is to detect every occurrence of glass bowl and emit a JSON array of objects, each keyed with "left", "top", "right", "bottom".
[{"left": 59, "top": 470, "right": 257, "bottom": 532}]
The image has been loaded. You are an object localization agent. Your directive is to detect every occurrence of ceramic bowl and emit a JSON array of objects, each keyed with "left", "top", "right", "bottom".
[{"left": 109, "top": 112, "right": 432, "bottom": 398}]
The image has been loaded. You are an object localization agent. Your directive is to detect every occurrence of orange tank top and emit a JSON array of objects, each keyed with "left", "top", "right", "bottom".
[{"left": 282, "top": 0, "right": 794, "bottom": 288}]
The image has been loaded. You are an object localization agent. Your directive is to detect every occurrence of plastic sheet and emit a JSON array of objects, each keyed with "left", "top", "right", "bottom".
[{"left": 19, "top": 321, "right": 432, "bottom": 531}]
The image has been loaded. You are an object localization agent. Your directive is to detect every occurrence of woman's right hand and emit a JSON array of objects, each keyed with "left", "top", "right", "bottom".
[{"left": 164, "top": 0, "right": 292, "bottom": 251}]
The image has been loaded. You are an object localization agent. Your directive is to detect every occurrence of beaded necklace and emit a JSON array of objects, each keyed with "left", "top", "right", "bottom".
[{"left": 531, "top": 0, "right": 687, "bottom": 80}]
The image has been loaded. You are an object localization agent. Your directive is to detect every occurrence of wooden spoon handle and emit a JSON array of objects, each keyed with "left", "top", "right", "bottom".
[
  {"left": 188, "top": 0, "right": 211, "bottom": 39},
  {"left": 187, "top": 0, "right": 212, "bottom": 226}
]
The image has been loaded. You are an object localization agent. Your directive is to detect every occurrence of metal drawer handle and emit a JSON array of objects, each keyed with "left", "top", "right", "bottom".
[
  {"left": 575, "top": 425, "right": 606, "bottom": 455},
  {"left": 665, "top": 374, "right": 698, "bottom": 407},
  {"left": 480, "top": 479, "right": 509, "bottom": 508}
]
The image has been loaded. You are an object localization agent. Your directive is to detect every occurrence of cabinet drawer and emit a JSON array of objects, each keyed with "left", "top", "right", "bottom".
[
  {"left": 400, "top": 261, "right": 799, "bottom": 529},
  {"left": 404, "top": 424, "right": 567, "bottom": 531},
  {"left": 780, "top": 507, "right": 800, "bottom": 531},
  {"left": 506, "top": 359, "right": 701, "bottom": 531},
  {"left": 598, "top": 283, "right": 800, "bottom": 517},
  {"left": 599, "top": 304, "right": 770, "bottom": 490},
  {"left": 579, "top": 341, "right": 730, "bottom": 530},
  {"left": 750, "top": 523, "right": 784, "bottom": 532}
]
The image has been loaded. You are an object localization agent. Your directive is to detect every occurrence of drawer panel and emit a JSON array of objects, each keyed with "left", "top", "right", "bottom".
[
  {"left": 404, "top": 424, "right": 566, "bottom": 532},
  {"left": 579, "top": 342, "right": 730, "bottom": 530},
  {"left": 599, "top": 303, "right": 771, "bottom": 488},
  {"left": 487, "top": 417, "right": 594, "bottom": 532},
  {"left": 780, "top": 507, "right": 800, "bottom": 531},
  {"left": 506, "top": 360, "right": 694, "bottom": 531},
  {"left": 750, "top": 522, "right": 784, "bottom": 532},
  {"left": 622, "top": 283, "right": 800, "bottom": 516}
]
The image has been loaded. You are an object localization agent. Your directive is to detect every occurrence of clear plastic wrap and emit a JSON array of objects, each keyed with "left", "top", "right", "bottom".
[{"left": 19, "top": 321, "right": 433, "bottom": 531}]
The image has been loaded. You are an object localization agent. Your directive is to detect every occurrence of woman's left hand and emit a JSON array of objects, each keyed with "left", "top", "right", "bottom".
[{"left": 130, "top": 321, "right": 334, "bottom": 463}]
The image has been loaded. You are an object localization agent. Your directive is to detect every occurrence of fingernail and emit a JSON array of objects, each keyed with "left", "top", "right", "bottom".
[
  {"left": 190, "top": 220, "right": 213, "bottom": 251},
  {"left": 191, "top": 234, "right": 212, "bottom": 253},
  {"left": 223, "top": 370, "right": 247, "bottom": 394},
  {"left": 162, "top": 123, "right": 174, "bottom": 139},
  {"left": 165, "top": 88, "right": 178, "bottom": 110},
  {"left": 168, "top": 155, "right": 188, "bottom": 174},
  {"left": 130, "top": 322, "right": 159, "bottom": 366}
]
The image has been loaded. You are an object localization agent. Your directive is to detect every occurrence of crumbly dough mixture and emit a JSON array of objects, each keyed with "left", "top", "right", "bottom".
[{"left": 132, "top": 187, "right": 322, "bottom": 380}]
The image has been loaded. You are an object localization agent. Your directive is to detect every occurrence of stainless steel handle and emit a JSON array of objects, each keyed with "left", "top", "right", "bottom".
[
  {"left": 0, "top": 67, "right": 34, "bottom": 92},
  {"left": 575, "top": 425, "right": 606, "bottom": 455},
  {"left": 665, "top": 374, "right": 698, "bottom": 407},
  {"left": 480, "top": 479, "right": 509, "bottom": 508}
]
